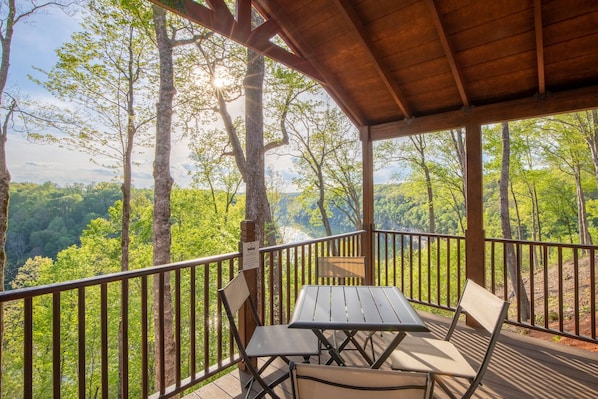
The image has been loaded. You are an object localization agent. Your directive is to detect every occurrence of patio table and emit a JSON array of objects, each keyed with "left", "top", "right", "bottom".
[{"left": 289, "top": 285, "right": 429, "bottom": 368}]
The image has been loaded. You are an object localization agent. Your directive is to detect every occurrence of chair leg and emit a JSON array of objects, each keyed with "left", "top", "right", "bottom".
[
  {"left": 241, "top": 356, "right": 281, "bottom": 399},
  {"left": 434, "top": 375, "right": 460, "bottom": 399}
]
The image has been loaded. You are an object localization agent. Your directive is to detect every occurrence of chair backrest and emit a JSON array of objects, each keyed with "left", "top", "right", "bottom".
[
  {"left": 220, "top": 270, "right": 251, "bottom": 315},
  {"left": 446, "top": 279, "right": 509, "bottom": 394},
  {"left": 446, "top": 279, "right": 510, "bottom": 339},
  {"left": 290, "top": 362, "right": 432, "bottom": 399},
  {"left": 316, "top": 256, "right": 366, "bottom": 285},
  {"left": 218, "top": 271, "right": 262, "bottom": 354}
]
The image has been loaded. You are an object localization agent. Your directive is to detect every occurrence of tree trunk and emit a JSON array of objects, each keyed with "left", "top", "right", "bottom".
[
  {"left": 579, "top": 110, "right": 598, "bottom": 190},
  {"left": 0, "top": 105, "right": 12, "bottom": 399},
  {"left": 500, "top": 123, "right": 530, "bottom": 320},
  {"left": 244, "top": 47, "right": 275, "bottom": 246},
  {"left": 410, "top": 135, "right": 435, "bottom": 233},
  {"left": 316, "top": 169, "right": 333, "bottom": 237},
  {"left": 574, "top": 169, "right": 592, "bottom": 246},
  {"left": 152, "top": 5, "right": 176, "bottom": 391}
]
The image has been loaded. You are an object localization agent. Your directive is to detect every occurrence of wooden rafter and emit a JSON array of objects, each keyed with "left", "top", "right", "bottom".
[
  {"left": 335, "top": 0, "right": 412, "bottom": 119},
  {"left": 254, "top": 1, "right": 367, "bottom": 125},
  {"left": 149, "top": 0, "right": 323, "bottom": 83},
  {"left": 534, "top": 0, "right": 546, "bottom": 95},
  {"left": 424, "top": 0, "right": 469, "bottom": 108}
]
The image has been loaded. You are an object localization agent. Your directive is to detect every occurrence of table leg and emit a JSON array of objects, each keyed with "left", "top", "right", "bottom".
[
  {"left": 336, "top": 330, "right": 373, "bottom": 366},
  {"left": 312, "top": 329, "right": 345, "bottom": 366},
  {"left": 371, "top": 332, "right": 406, "bottom": 369}
]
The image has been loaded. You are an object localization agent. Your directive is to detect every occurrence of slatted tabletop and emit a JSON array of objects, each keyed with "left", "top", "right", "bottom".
[{"left": 289, "top": 285, "right": 428, "bottom": 332}]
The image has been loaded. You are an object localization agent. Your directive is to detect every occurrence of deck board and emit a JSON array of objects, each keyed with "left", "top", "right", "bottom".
[{"left": 184, "top": 313, "right": 598, "bottom": 399}]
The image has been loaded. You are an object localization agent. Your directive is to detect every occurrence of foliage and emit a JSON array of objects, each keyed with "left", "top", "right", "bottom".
[
  {"left": 5, "top": 182, "right": 123, "bottom": 289},
  {"left": 374, "top": 115, "right": 598, "bottom": 247}
]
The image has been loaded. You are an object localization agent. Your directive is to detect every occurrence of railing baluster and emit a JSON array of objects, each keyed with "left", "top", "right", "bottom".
[
  {"left": 190, "top": 267, "right": 196, "bottom": 376},
  {"left": 24, "top": 297, "right": 33, "bottom": 399},
  {"left": 175, "top": 269, "right": 181, "bottom": 387},
  {"left": 203, "top": 263, "right": 210, "bottom": 374},
  {"left": 122, "top": 280, "right": 129, "bottom": 399},
  {"left": 53, "top": 292, "right": 61, "bottom": 399},
  {"left": 141, "top": 276, "right": 148, "bottom": 398},
  {"left": 158, "top": 272, "right": 165, "bottom": 394},
  {"left": 78, "top": 287, "right": 85, "bottom": 399},
  {"left": 591, "top": 248, "right": 596, "bottom": 340},
  {"left": 101, "top": 284, "right": 108, "bottom": 399}
]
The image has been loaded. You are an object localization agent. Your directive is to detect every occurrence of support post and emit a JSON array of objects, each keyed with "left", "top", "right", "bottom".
[
  {"left": 239, "top": 220, "right": 257, "bottom": 370},
  {"left": 360, "top": 126, "right": 375, "bottom": 285},
  {"left": 465, "top": 123, "right": 485, "bottom": 326}
]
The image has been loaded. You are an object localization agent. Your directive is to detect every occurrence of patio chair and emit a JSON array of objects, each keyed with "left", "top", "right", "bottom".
[
  {"left": 290, "top": 361, "right": 433, "bottom": 399},
  {"left": 316, "top": 256, "right": 377, "bottom": 360},
  {"left": 316, "top": 256, "right": 366, "bottom": 285},
  {"left": 219, "top": 271, "right": 320, "bottom": 399},
  {"left": 388, "top": 279, "right": 510, "bottom": 399}
]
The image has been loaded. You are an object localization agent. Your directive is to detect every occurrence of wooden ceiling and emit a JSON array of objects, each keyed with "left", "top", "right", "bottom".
[{"left": 152, "top": 0, "right": 598, "bottom": 138}]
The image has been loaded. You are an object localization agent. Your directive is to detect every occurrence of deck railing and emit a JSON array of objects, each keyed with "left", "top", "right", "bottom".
[
  {"left": 374, "top": 229, "right": 597, "bottom": 344},
  {"left": 0, "top": 231, "right": 364, "bottom": 398},
  {"left": 0, "top": 229, "right": 595, "bottom": 398}
]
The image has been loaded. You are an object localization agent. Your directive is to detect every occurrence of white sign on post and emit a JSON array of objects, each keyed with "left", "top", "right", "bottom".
[{"left": 242, "top": 241, "right": 259, "bottom": 270}]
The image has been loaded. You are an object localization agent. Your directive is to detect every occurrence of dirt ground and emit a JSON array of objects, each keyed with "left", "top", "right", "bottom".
[{"left": 502, "top": 255, "right": 598, "bottom": 353}]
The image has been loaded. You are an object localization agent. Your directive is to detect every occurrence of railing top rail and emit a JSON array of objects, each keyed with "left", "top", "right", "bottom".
[
  {"left": 260, "top": 230, "right": 366, "bottom": 252},
  {"left": 0, "top": 230, "right": 366, "bottom": 303},
  {"left": 373, "top": 229, "right": 464, "bottom": 240},
  {"left": 0, "top": 251, "right": 240, "bottom": 303},
  {"left": 485, "top": 236, "right": 598, "bottom": 250}
]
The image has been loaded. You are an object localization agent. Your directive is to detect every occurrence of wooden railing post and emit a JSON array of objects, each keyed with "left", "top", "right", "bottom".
[
  {"left": 465, "top": 122, "right": 485, "bottom": 328},
  {"left": 239, "top": 220, "right": 258, "bottom": 371},
  {"left": 361, "top": 125, "right": 376, "bottom": 285}
]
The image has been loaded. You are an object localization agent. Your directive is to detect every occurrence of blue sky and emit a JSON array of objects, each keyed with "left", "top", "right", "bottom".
[{"left": 8, "top": 6, "right": 200, "bottom": 188}]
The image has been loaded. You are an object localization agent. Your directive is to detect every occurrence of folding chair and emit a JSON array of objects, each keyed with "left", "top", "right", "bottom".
[
  {"left": 317, "top": 256, "right": 377, "bottom": 360},
  {"left": 219, "top": 271, "right": 320, "bottom": 399},
  {"left": 389, "top": 279, "right": 510, "bottom": 399},
  {"left": 290, "top": 361, "right": 433, "bottom": 399}
]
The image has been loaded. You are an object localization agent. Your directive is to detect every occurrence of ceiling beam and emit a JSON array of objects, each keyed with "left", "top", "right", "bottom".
[
  {"left": 335, "top": 0, "right": 413, "bottom": 119},
  {"left": 424, "top": 0, "right": 469, "bottom": 108},
  {"left": 534, "top": 0, "right": 546, "bottom": 95},
  {"left": 149, "top": 0, "right": 323, "bottom": 83},
  {"left": 370, "top": 85, "right": 598, "bottom": 140}
]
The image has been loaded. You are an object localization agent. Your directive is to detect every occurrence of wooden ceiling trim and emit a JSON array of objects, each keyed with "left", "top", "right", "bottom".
[
  {"left": 534, "top": 0, "right": 546, "bottom": 95},
  {"left": 424, "top": 0, "right": 469, "bottom": 108},
  {"left": 150, "top": 0, "right": 324, "bottom": 82},
  {"left": 334, "top": 0, "right": 412, "bottom": 118},
  {"left": 254, "top": 1, "right": 367, "bottom": 125},
  {"left": 370, "top": 85, "right": 598, "bottom": 140}
]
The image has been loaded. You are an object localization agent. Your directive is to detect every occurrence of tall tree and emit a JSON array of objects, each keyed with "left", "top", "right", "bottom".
[
  {"left": 540, "top": 117, "right": 594, "bottom": 246},
  {"left": 150, "top": 3, "right": 176, "bottom": 390},
  {"left": 181, "top": 11, "right": 287, "bottom": 246},
  {"left": 0, "top": 1, "right": 72, "bottom": 396},
  {"left": 378, "top": 134, "right": 437, "bottom": 233},
  {"left": 30, "top": 0, "right": 156, "bottom": 273},
  {"left": 430, "top": 128, "right": 467, "bottom": 233},
  {"left": 499, "top": 122, "right": 530, "bottom": 320}
]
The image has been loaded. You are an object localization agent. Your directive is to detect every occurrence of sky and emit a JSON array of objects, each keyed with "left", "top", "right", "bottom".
[{"left": 6, "top": 5, "right": 393, "bottom": 192}]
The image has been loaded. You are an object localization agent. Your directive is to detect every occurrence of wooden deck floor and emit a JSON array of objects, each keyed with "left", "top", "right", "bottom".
[{"left": 183, "top": 313, "right": 598, "bottom": 399}]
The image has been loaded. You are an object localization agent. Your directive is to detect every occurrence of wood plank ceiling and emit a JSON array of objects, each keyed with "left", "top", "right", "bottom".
[{"left": 151, "top": 0, "right": 598, "bottom": 138}]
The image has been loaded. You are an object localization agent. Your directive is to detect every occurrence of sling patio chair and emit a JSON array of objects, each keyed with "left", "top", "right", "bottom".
[
  {"left": 219, "top": 271, "right": 320, "bottom": 399},
  {"left": 316, "top": 256, "right": 378, "bottom": 361},
  {"left": 388, "top": 279, "right": 510, "bottom": 399},
  {"left": 290, "top": 361, "right": 433, "bottom": 399}
]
